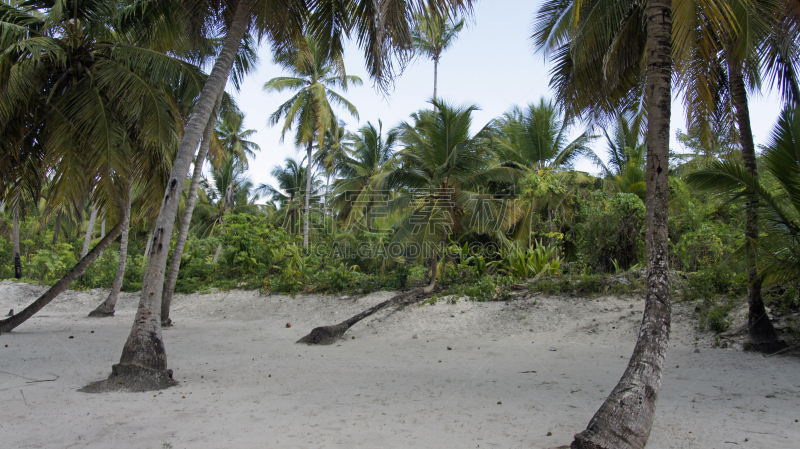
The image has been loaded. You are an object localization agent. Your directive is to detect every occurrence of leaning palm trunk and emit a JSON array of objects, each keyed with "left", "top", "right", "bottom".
[
  {"left": 12, "top": 209, "right": 21, "bottom": 279},
  {"left": 89, "top": 187, "right": 132, "bottom": 317},
  {"left": 109, "top": 0, "right": 253, "bottom": 389},
  {"left": 99, "top": 217, "right": 106, "bottom": 258},
  {"left": 304, "top": 140, "right": 313, "bottom": 248},
  {"left": 299, "top": 250, "right": 439, "bottom": 345},
  {"left": 570, "top": 1, "right": 672, "bottom": 448},
  {"left": 0, "top": 219, "right": 125, "bottom": 333},
  {"left": 81, "top": 206, "right": 98, "bottom": 258},
  {"left": 728, "top": 60, "right": 782, "bottom": 351},
  {"left": 297, "top": 288, "right": 434, "bottom": 345},
  {"left": 161, "top": 94, "right": 223, "bottom": 326}
]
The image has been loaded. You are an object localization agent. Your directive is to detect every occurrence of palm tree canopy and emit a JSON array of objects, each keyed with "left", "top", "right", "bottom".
[
  {"left": 488, "top": 98, "right": 595, "bottom": 171},
  {"left": 263, "top": 35, "right": 362, "bottom": 148},
  {"left": 411, "top": 9, "right": 465, "bottom": 62}
]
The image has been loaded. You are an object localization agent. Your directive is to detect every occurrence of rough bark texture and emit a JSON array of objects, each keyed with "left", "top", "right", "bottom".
[
  {"left": 0, "top": 220, "right": 124, "bottom": 333},
  {"left": 304, "top": 140, "right": 313, "bottom": 248},
  {"left": 81, "top": 206, "right": 98, "bottom": 258},
  {"left": 12, "top": 209, "right": 21, "bottom": 279},
  {"left": 297, "top": 288, "right": 433, "bottom": 345},
  {"left": 144, "top": 228, "right": 153, "bottom": 257},
  {"left": 571, "top": 2, "right": 673, "bottom": 448},
  {"left": 728, "top": 60, "right": 782, "bottom": 352},
  {"left": 89, "top": 188, "right": 132, "bottom": 318},
  {"left": 114, "top": 0, "right": 252, "bottom": 379},
  {"left": 162, "top": 94, "right": 223, "bottom": 327},
  {"left": 52, "top": 211, "right": 62, "bottom": 246}
]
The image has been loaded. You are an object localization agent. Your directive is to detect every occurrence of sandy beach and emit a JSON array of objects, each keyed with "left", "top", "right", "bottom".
[{"left": 1, "top": 280, "right": 798, "bottom": 448}]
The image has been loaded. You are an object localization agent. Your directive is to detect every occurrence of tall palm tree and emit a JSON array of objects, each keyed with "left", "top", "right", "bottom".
[
  {"left": 313, "top": 120, "right": 351, "bottom": 211},
  {"left": 533, "top": 0, "right": 674, "bottom": 446},
  {"left": 331, "top": 121, "right": 397, "bottom": 230},
  {"left": 387, "top": 100, "right": 521, "bottom": 291},
  {"left": 264, "top": 35, "right": 361, "bottom": 247},
  {"left": 411, "top": 10, "right": 465, "bottom": 100}
]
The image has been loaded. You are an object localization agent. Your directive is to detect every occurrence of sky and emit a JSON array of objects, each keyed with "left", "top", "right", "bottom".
[{"left": 228, "top": 0, "right": 785, "bottom": 196}]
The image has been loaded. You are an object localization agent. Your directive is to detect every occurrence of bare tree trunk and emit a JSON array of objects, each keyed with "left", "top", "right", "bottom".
[
  {"left": 81, "top": 206, "right": 98, "bottom": 258},
  {"left": 52, "top": 211, "right": 62, "bottom": 246},
  {"left": 89, "top": 187, "right": 132, "bottom": 318},
  {"left": 0, "top": 219, "right": 125, "bottom": 333},
  {"left": 12, "top": 209, "right": 21, "bottom": 279},
  {"left": 304, "top": 140, "right": 313, "bottom": 248},
  {"left": 570, "top": 1, "right": 672, "bottom": 448},
  {"left": 162, "top": 93, "right": 223, "bottom": 326},
  {"left": 144, "top": 227, "right": 153, "bottom": 258},
  {"left": 111, "top": 0, "right": 252, "bottom": 387},
  {"left": 728, "top": 60, "right": 782, "bottom": 352}
]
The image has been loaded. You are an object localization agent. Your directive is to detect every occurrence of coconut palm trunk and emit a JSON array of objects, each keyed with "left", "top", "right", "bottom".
[
  {"left": 0, "top": 218, "right": 125, "bottom": 333},
  {"left": 304, "top": 140, "right": 313, "bottom": 248},
  {"left": 727, "top": 60, "right": 781, "bottom": 349},
  {"left": 161, "top": 94, "right": 223, "bottom": 326},
  {"left": 433, "top": 56, "right": 439, "bottom": 100},
  {"left": 570, "top": 1, "right": 672, "bottom": 448},
  {"left": 89, "top": 186, "right": 132, "bottom": 317},
  {"left": 52, "top": 211, "right": 62, "bottom": 246},
  {"left": 81, "top": 206, "right": 98, "bottom": 258},
  {"left": 110, "top": 0, "right": 252, "bottom": 386},
  {"left": 12, "top": 209, "right": 21, "bottom": 279}
]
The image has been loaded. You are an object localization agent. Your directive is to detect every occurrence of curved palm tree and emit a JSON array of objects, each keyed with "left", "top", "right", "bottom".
[
  {"left": 386, "top": 100, "right": 522, "bottom": 291},
  {"left": 264, "top": 35, "right": 361, "bottom": 247},
  {"left": 411, "top": 10, "right": 465, "bottom": 100},
  {"left": 533, "top": 0, "right": 675, "bottom": 446},
  {"left": 331, "top": 121, "right": 397, "bottom": 230}
]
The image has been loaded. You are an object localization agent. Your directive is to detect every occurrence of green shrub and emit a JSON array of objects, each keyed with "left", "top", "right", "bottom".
[
  {"left": 574, "top": 192, "right": 645, "bottom": 273},
  {"left": 682, "top": 266, "right": 746, "bottom": 301}
]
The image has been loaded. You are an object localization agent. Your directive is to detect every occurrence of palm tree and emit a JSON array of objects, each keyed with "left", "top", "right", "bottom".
[
  {"left": 331, "top": 121, "right": 397, "bottom": 230},
  {"left": 313, "top": 120, "right": 351, "bottom": 211},
  {"left": 0, "top": 1, "right": 201, "bottom": 335},
  {"left": 533, "top": 0, "right": 674, "bottom": 446},
  {"left": 488, "top": 98, "right": 594, "bottom": 247},
  {"left": 214, "top": 108, "right": 260, "bottom": 168},
  {"left": 264, "top": 35, "right": 361, "bottom": 247},
  {"left": 411, "top": 10, "right": 465, "bottom": 100},
  {"left": 193, "top": 153, "right": 257, "bottom": 258},
  {"left": 256, "top": 157, "right": 321, "bottom": 236},
  {"left": 109, "top": 0, "right": 475, "bottom": 388},
  {"left": 489, "top": 98, "right": 595, "bottom": 170},
  {"left": 688, "top": 105, "right": 800, "bottom": 324},
  {"left": 597, "top": 113, "right": 647, "bottom": 201},
  {"left": 387, "top": 100, "right": 521, "bottom": 291}
]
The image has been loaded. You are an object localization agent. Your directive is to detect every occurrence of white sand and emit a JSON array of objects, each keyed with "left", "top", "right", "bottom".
[{"left": 1, "top": 280, "right": 799, "bottom": 448}]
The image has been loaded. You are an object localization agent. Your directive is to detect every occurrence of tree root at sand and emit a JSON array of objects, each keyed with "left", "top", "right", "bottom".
[
  {"left": 79, "top": 364, "right": 177, "bottom": 393},
  {"left": 297, "top": 288, "right": 435, "bottom": 345}
]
